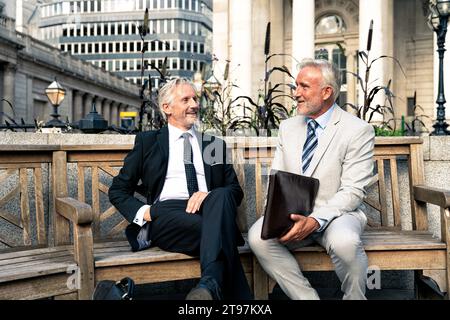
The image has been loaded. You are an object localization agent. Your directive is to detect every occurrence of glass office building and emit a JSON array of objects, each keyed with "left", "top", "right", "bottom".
[{"left": 36, "top": 0, "right": 212, "bottom": 88}]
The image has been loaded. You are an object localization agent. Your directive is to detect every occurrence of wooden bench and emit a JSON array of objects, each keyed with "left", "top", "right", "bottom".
[
  {"left": 0, "top": 146, "right": 92, "bottom": 299},
  {"left": 248, "top": 137, "right": 450, "bottom": 300},
  {"left": 0, "top": 136, "right": 448, "bottom": 300},
  {"left": 51, "top": 142, "right": 254, "bottom": 298}
]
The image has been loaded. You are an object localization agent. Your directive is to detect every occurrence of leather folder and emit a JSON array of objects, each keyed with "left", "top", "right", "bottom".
[{"left": 261, "top": 170, "right": 320, "bottom": 240}]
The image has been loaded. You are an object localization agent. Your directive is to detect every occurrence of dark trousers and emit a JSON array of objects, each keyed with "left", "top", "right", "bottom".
[{"left": 149, "top": 188, "right": 253, "bottom": 300}]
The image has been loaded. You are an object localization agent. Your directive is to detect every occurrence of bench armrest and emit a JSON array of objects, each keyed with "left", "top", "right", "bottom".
[
  {"left": 413, "top": 185, "right": 450, "bottom": 209},
  {"left": 55, "top": 197, "right": 93, "bottom": 225}
]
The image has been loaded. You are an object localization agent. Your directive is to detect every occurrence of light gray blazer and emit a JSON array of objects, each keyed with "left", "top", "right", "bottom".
[{"left": 271, "top": 106, "right": 375, "bottom": 230}]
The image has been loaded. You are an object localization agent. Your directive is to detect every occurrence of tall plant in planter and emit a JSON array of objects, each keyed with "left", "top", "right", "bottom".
[
  {"left": 136, "top": 9, "right": 168, "bottom": 132},
  {"left": 199, "top": 60, "right": 255, "bottom": 136},
  {"left": 344, "top": 20, "right": 406, "bottom": 134},
  {"left": 236, "top": 22, "right": 296, "bottom": 136}
]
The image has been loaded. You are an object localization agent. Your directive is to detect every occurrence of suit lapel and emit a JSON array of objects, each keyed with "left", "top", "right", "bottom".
[
  {"left": 307, "top": 106, "right": 342, "bottom": 176},
  {"left": 156, "top": 126, "right": 169, "bottom": 162},
  {"left": 154, "top": 126, "right": 169, "bottom": 196},
  {"left": 293, "top": 117, "right": 308, "bottom": 173},
  {"left": 194, "top": 130, "right": 212, "bottom": 190}
]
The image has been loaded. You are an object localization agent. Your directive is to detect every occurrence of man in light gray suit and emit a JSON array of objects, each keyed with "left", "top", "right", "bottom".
[{"left": 248, "top": 59, "right": 375, "bottom": 300}]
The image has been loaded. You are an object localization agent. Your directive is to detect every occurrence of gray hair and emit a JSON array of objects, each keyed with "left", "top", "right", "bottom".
[
  {"left": 158, "top": 78, "right": 196, "bottom": 119},
  {"left": 297, "top": 58, "right": 341, "bottom": 102}
]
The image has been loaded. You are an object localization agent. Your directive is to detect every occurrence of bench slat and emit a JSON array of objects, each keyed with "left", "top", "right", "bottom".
[
  {"left": 0, "top": 259, "right": 76, "bottom": 283},
  {"left": 0, "top": 245, "right": 72, "bottom": 261}
]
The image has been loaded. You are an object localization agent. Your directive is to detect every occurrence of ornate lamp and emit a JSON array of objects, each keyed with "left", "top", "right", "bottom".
[
  {"left": 427, "top": 0, "right": 450, "bottom": 135},
  {"left": 45, "top": 78, "right": 66, "bottom": 127}
]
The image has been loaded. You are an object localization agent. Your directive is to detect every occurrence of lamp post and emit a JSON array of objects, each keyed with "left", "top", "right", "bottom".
[
  {"left": 45, "top": 78, "right": 66, "bottom": 128},
  {"left": 427, "top": 0, "right": 450, "bottom": 135}
]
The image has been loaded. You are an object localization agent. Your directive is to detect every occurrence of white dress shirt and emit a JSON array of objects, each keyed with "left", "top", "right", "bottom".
[{"left": 133, "top": 124, "right": 208, "bottom": 226}]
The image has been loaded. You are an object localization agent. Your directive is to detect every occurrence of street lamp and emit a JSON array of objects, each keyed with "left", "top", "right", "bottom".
[
  {"left": 427, "top": 0, "right": 450, "bottom": 135},
  {"left": 45, "top": 78, "right": 66, "bottom": 127}
]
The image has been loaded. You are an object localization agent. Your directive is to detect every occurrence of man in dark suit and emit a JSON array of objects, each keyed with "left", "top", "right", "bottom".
[{"left": 108, "top": 78, "right": 252, "bottom": 300}]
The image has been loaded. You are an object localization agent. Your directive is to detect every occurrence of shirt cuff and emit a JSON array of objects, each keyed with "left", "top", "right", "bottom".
[
  {"left": 134, "top": 204, "right": 150, "bottom": 227},
  {"left": 312, "top": 217, "right": 326, "bottom": 232}
]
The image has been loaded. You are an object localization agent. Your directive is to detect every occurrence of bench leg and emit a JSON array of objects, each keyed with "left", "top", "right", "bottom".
[{"left": 253, "top": 257, "right": 269, "bottom": 300}]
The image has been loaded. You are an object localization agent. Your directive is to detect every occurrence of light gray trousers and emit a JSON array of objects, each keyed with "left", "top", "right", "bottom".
[{"left": 248, "top": 214, "right": 368, "bottom": 300}]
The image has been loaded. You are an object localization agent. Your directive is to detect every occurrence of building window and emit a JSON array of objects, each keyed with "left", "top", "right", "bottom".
[
  {"left": 122, "top": 60, "right": 127, "bottom": 70},
  {"left": 123, "top": 42, "right": 127, "bottom": 52},
  {"left": 200, "top": 43, "right": 204, "bottom": 54},
  {"left": 186, "top": 60, "right": 191, "bottom": 70},
  {"left": 193, "top": 43, "right": 198, "bottom": 53},
  {"left": 332, "top": 48, "right": 347, "bottom": 85},
  {"left": 102, "top": 43, "right": 106, "bottom": 52},
  {"left": 180, "top": 41, "right": 185, "bottom": 51},
  {"left": 180, "top": 59, "right": 185, "bottom": 70},
  {"left": 74, "top": 44, "right": 79, "bottom": 53},
  {"left": 109, "top": 43, "right": 113, "bottom": 52},
  {"left": 81, "top": 43, "right": 85, "bottom": 54},
  {"left": 88, "top": 43, "right": 92, "bottom": 53},
  {"left": 68, "top": 44, "right": 72, "bottom": 52},
  {"left": 101, "top": 61, "right": 106, "bottom": 69},
  {"left": 315, "top": 14, "right": 346, "bottom": 35},
  {"left": 95, "top": 43, "right": 99, "bottom": 53},
  {"left": 116, "top": 42, "right": 120, "bottom": 52},
  {"left": 130, "top": 42, "right": 135, "bottom": 52},
  {"left": 172, "top": 59, "right": 178, "bottom": 69},
  {"left": 137, "top": 42, "right": 142, "bottom": 52},
  {"left": 118, "top": 23, "right": 123, "bottom": 35},
  {"left": 187, "top": 42, "right": 191, "bottom": 52}
]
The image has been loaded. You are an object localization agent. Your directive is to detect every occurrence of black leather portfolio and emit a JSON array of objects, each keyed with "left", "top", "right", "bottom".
[{"left": 261, "top": 170, "right": 320, "bottom": 240}]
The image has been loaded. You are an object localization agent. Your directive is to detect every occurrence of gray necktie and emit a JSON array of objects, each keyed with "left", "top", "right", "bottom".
[{"left": 181, "top": 132, "right": 199, "bottom": 197}]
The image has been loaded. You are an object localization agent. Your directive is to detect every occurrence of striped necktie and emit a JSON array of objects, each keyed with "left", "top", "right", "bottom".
[
  {"left": 302, "top": 119, "right": 319, "bottom": 174},
  {"left": 181, "top": 132, "right": 199, "bottom": 197}
]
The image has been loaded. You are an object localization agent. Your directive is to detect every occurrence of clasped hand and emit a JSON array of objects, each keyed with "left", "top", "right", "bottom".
[
  {"left": 185, "top": 191, "right": 209, "bottom": 214},
  {"left": 279, "top": 214, "right": 319, "bottom": 243}
]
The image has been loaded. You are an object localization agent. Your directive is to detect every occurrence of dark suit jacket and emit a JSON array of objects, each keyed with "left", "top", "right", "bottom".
[{"left": 109, "top": 126, "right": 244, "bottom": 226}]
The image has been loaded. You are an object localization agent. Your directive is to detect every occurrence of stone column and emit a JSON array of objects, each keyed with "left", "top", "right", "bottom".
[
  {"left": 73, "top": 90, "right": 84, "bottom": 122},
  {"left": 117, "top": 103, "right": 124, "bottom": 126},
  {"left": 110, "top": 101, "right": 119, "bottom": 126},
  {"left": 292, "top": 0, "right": 315, "bottom": 73},
  {"left": 346, "top": 50, "right": 357, "bottom": 115},
  {"left": 102, "top": 99, "right": 111, "bottom": 124},
  {"left": 229, "top": 0, "right": 252, "bottom": 99},
  {"left": 1, "top": 63, "right": 16, "bottom": 123},
  {"left": 359, "top": 0, "right": 394, "bottom": 120},
  {"left": 83, "top": 94, "right": 93, "bottom": 118}
]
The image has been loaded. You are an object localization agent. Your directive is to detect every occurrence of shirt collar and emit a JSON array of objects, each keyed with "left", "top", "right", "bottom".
[
  {"left": 168, "top": 123, "right": 196, "bottom": 143},
  {"left": 306, "top": 103, "right": 337, "bottom": 130}
]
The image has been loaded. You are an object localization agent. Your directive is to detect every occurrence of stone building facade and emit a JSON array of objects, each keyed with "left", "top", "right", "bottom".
[
  {"left": 213, "top": 0, "right": 450, "bottom": 132},
  {"left": 0, "top": 0, "right": 140, "bottom": 126}
]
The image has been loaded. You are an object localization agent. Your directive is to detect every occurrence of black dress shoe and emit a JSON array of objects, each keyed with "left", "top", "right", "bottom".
[{"left": 185, "top": 276, "right": 223, "bottom": 300}]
